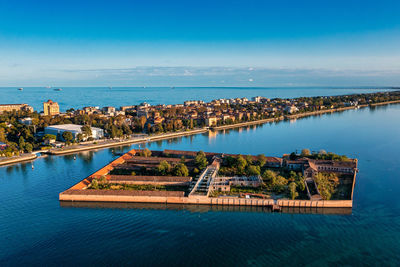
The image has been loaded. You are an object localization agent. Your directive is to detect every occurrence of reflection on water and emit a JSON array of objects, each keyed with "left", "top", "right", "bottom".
[
  {"left": 60, "top": 201, "right": 352, "bottom": 215},
  {"left": 1, "top": 102, "right": 400, "bottom": 266}
]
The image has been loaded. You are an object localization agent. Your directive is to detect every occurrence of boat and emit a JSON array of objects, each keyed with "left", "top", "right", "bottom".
[
  {"left": 45, "top": 85, "right": 51, "bottom": 89},
  {"left": 18, "top": 88, "right": 23, "bottom": 91},
  {"left": 54, "top": 88, "right": 62, "bottom": 91}
]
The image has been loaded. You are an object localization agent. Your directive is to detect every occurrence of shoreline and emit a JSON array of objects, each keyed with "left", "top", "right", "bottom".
[
  {"left": 2, "top": 99, "right": 400, "bottom": 167},
  {"left": 0, "top": 153, "right": 37, "bottom": 166},
  {"left": 46, "top": 128, "right": 208, "bottom": 155}
]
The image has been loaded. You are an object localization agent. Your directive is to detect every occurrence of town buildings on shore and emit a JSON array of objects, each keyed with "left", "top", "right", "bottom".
[
  {"left": 43, "top": 99, "right": 60, "bottom": 116},
  {"left": 0, "top": 91, "right": 399, "bottom": 157},
  {"left": 0, "top": 104, "right": 33, "bottom": 114},
  {"left": 44, "top": 124, "right": 104, "bottom": 141}
]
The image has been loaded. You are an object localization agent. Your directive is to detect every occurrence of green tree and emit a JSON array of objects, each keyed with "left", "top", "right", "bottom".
[
  {"left": 195, "top": 150, "right": 208, "bottom": 170},
  {"left": 289, "top": 182, "right": 299, "bottom": 200},
  {"left": 173, "top": 163, "right": 189, "bottom": 177},
  {"left": 62, "top": 131, "right": 74, "bottom": 142},
  {"left": 81, "top": 125, "right": 92, "bottom": 138},
  {"left": 246, "top": 165, "right": 261, "bottom": 176},
  {"left": 273, "top": 175, "right": 288, "bottom": 192},
  {"left": 314, "top": 172, "right": 340, "bottom": 200},
  {"left": 18, "top": 136, "right": 25, "bottom": 150},
  {"left": 24, "top": 143, "right": 33, "bottom": 153},
  {"left": 257, "top": 154, "right": 267, "bottom": 166},
  {"left": 262, "top": 170, "right": 277, "bottom": 183},
  {"left": 43, "top": 134, "right": 56, "bottom": 142},
  {"left": 157, "top": 160, "right": 171, "bottom": 175},
  {"left": 90, "top": 179, "right": 99, "bottom": 189},
  {"left": 235, "top": 155, "right": 247, "bottom": 175},
  {"left": 76, "top": 133, "right": 84, "bottom": 142}
]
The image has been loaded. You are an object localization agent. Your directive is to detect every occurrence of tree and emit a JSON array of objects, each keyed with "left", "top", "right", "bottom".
[
  {"left": 62, "top": 131, "right": 73, "bottom": 142},
  {"left": 24, "top": 143, "right": 33, "bottom": 153},
  {"left": 289, "top": 182, "right": 298, "bottom": 200},
  {"left": 289, "top": 152, "right": 297, "bottom": 160},
  {"left": 246, "top": 165, "right": 261, "bottom": 176},
  {"left": 173, "top": 163, "right": 189, "bottom": 177},
  {"left": 0, "top": 128, "right": 6, "bottom": 142},
  {"left": 76, "top": 133, "right": 84, "bottom": 142},
  {"left": 195, "top": 150, "right": 208, "bottom": 170},
  {"left": 314, "top": 172, "right": 340, "bottom": 200},
  {"left": 301, "top": 148, "right": 311, "bottom": 157},
  {"left": 139, "top": 116, "right": 147, "bottom": 129},
  {"left": 43, "top": 134, "right": 56, "bottom": 142},
  {"left": 273, "top": 175, "right": 288, "bottom": 192},
  {"left": 257, "top": 154, "right": 267, "bottom": 167},
  {"left": 157, "top": 160, "right": 171, "bottom": 175},
  {"left": 235, "top": 155, "right": 247, "bottom": 175},
  {"left": 90, "top": 179, "right": 99, "bottom": 189},
  {"left": 140, "top": 148, "right": 152, "bottom": 157},
  {"left": 81, "top": 125, "right": 92, "bottom": 138},
  {"left": 262, "top": 170, "right": 277, "bottom": 183},
  {"left": 18, "top": 136, "right": 25, "bottom": 151}
]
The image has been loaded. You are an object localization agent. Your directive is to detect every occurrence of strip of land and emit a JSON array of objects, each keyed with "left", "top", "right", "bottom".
[
  {"left": 0, "top": 91, "right": 400, "bottom": 165},
  {"left": 0, "top": 153, "right": 37, "bottom": 166}
]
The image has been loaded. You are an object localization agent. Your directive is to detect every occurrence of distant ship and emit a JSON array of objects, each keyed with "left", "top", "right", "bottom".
[
  {"left": 54, "top": 88, "right": 62, "bottom": 91},
  {"left": 45, "top": 85, "right": 51, "bottom": 89},
  {"left": 18, "top": 87, "right": 23, "bottom": 91}
]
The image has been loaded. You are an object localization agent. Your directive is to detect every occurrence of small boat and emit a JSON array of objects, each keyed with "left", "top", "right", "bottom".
[
  {"left": 31, "top": 164, "right": 34, "bottom": 169},
  {"left": 18, "top": 88, "right": 23, "bottom": 91},
  {"left": 46, "top": 85, "right": 51, "bottom": 89},
  {"left": 54, "top": 88, "right": 62, "bottom": 91},
  {"left": 73, "top": 155, "right": 76, "bottom": 160}
]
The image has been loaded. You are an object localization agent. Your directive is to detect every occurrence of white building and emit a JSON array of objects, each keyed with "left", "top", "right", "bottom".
[
  {"left": 19, "top": 117, "right": 33, "bottom": 125},
  {"left": 44, "top": 124, "right": 104, "bottom": 141}
]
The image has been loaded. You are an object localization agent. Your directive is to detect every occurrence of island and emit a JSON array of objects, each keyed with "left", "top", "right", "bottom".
[{"left": 59, "top": 149, "right": 358, "bottom": 210}]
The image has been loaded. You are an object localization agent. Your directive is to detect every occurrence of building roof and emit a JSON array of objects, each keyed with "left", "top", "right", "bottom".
[{"left": 45, "top": 124, "right": 102, "bottom": 132}]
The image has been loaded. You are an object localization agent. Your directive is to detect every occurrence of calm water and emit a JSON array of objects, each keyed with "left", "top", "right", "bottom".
[
  {"left": 0, "top": 86, "right": 396, "bottom": 111},
  {"left": 1, "top": 96, "right": 400, "bottom": 265}
]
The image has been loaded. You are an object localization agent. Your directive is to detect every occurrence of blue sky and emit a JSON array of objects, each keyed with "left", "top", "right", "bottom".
[{"left": 0, "top": 0, "right": 400, "bottom": 86}]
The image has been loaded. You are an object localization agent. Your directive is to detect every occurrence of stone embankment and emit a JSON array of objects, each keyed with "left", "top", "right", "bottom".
[
  {"left": 0, "top": 153, "right": 37, "bottom": 166},
  {"left": 59, "top": 191, "right": 353, "bottom": 208}
]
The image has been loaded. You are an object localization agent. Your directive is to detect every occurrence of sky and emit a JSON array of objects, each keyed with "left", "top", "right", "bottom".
[{"left": 0, "top": 0, "right": 400, "bottom": 87}]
